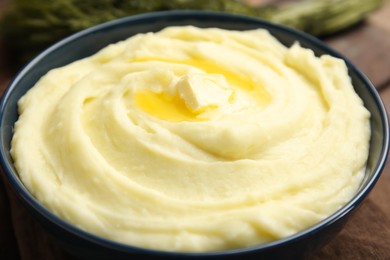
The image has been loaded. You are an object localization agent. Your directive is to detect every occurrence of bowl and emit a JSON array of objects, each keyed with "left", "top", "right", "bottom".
[{"left": 0, "top": 10, "right": 389, "bottom": 260}]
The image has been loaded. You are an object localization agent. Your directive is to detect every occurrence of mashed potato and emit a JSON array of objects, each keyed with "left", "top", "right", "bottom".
[{"left": 11, "top": 26, "right": 370, "bottom": 252}]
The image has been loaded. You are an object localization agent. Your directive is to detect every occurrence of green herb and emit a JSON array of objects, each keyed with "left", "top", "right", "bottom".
[{"left": 0, "top": 0, "right": 384, "bottom": 67}]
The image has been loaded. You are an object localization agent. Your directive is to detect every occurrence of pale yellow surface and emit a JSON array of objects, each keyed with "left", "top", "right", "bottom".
[{"left": 11, "top": 26, "right": 371, "bottom": 252}]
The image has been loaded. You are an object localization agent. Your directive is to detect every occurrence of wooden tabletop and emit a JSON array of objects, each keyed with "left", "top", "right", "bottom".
[{"left": 1, "top": 1, "right": 390, "bottom": 259}]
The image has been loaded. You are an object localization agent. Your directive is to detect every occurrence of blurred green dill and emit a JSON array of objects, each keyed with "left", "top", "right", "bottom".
[{"left": 0, "top": 0, "right": 384, "bottom": 68}]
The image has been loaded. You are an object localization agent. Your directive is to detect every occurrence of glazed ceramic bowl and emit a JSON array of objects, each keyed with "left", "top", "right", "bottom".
[{"left": 0, "top": 11, "right": 388, "bottom": 260}]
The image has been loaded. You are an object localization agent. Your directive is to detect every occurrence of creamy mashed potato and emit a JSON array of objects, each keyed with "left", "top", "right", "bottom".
[{"left": 11, "top": 26, "right": 370, "bottom": 252}]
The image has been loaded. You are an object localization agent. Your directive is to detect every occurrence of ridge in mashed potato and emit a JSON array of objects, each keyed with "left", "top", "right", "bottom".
[{"left": 11, "top": 26, "right": 370, "bottom": 252}]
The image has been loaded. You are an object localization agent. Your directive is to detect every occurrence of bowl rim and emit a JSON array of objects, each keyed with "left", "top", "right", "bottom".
[{"left": 0, "top": 9, "right": 389, "bottom": 257}]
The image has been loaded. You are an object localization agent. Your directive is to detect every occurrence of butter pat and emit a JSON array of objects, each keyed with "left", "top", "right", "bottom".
[{"left": 176, "top": 73, "right": 232, "bottom": 113}]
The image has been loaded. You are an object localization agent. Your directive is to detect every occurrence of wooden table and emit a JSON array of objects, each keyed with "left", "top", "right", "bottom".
[{"left": 1, "top": 1, "right": 390, "bottom": 259}]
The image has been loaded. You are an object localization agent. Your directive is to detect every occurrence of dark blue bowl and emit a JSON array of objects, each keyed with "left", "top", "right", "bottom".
[{"left": 0, "top": 10, "right": 389, "bottom": 260}]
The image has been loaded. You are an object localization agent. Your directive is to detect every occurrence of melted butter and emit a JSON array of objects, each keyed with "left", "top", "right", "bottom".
[
  {"left": 134, "top": 90, "right": 206, "bottom": 122},
  {"left": 132, "top": 57, "right": 270, "bottom": 122}
]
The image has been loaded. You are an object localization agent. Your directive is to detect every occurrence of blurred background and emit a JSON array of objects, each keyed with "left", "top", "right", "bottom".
[
  {"left": 0, "top": 0, "right": 386, "bottom": 68},
  {"left": 0, "top": 0, "right": 389, "bottom": 259}
]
